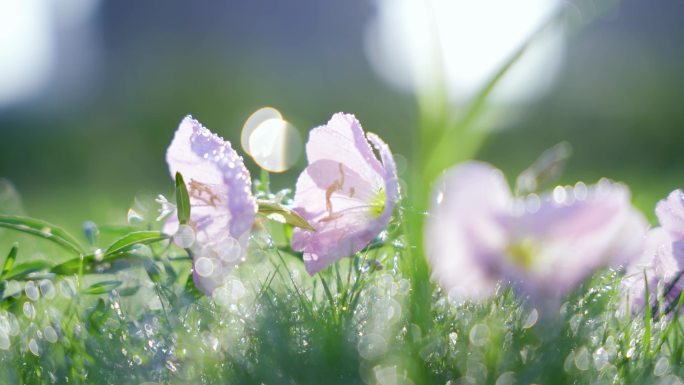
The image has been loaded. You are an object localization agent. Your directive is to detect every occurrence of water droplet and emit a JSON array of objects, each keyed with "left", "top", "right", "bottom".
[
  {"left": 173, "top": 224, "right": 196, "bottom": 249},
  {"left": 127, "top": 208, "right": 145, "bottom": 225},
  {"left": 94, "top": 248, "right": 104, "bottom": 262},
  {"left": 44, "top": 326, "right": 58, "bottom": 343},
  {"left": 28, "top": 338, "right": 40, "bottom": 356},
  {"left": 521, "top": 308, "right": 538, "bottom": 329},
  {"left": 448, "top": 332, "right": 458, "bottom": 345},
  {"left": 574, "top": 347, "right": 590, "bottom": 371},
  {"left": 24, "top": 281, "right": 39, "bottom": 301},
  {"left": 194, "top": 257, "right": 214, "bottom": 277},
  {"left": 132, "top": 354, "right": 142, "bottom": 365},
  {"left": 59, "top": 279, "right": 77, "bottom": 298},
  {"left": 469, "top": 324, "right": 489, "bottom": 347},
  {"left": 525, "top": 194, "right": 540, "bottom": 213},
  {"left": 358, "top": 333, "right": 387, "bottom": 360},
  {"left": 0, "top": 331, "right": 9, "bottom": 350},
  {"left": 593, "top": 347, "right": 609, "bottom": 370},
  {"left": 38, "top": 279, "right": 55, "bottom": 300},
  {"left": 574, "top": 181, "right": 588, "bottom": 200},
  {"left": 216, "top": 237, "right": 242, "bottom": 264},
  {"left": 552, "top": 185, "right": 567, "bottom": 204},
  {"left": 495, "top": 371, "right": 515, "bottom": 385},
  {"left": 654, "top": 356, "right": 670, "bottom": 377},
  {"left": 23, "top": 301, "right": 35, "bottom": 319}
]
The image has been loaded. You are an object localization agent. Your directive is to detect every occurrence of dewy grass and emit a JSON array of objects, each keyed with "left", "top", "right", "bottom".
[{"left": 0, "top": 191, "right": 681, "bottom": 384}]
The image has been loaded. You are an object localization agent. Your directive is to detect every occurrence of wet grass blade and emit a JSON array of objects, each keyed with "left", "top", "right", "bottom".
[
  {"left": 105, "top": 231, "right": 168, "bottom": 256},
  {"left": 0, "top": 215, "right": 84, "bottom": 255}
]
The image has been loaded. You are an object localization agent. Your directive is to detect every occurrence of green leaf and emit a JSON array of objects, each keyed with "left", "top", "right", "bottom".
[
  {"left": 83, "top": 280, "right": 122, "bottom": 295},
  {"left": 257, "top": 200, "right": 315, "bottom": 231},
  {"left": 175, "top": 172, "right": 191, "bottom": 225},
  {"left": 4, "top": 261, "right": 52, "bottom": 281},
  {"left": 118, "top": 285, "right": 141, "bottom": 296},
  {"left": 51, "top": 252, "right": 145, "bottom": 276},
  {"left": 105, "top": 231, "right": 168, "bottom": 257},
  {"left": 0, "top": 215, "right": 83, "bottom": 255},
  {"left": 1, "top": 244, "right": 18, "bottom": 279}
]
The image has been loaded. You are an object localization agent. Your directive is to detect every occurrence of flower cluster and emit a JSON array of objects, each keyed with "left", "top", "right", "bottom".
[
  {"left": 163, "top": 113, "right": 398, "bottom": 293},
  {"left": 162, "top": 111, "right": 678, "bottom": 314}
]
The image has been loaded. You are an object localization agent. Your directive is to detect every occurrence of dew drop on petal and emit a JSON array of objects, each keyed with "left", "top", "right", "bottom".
[
  {"left": 24, "top": 281, "right": 39, "bottom": 301},
  {"left": 552, "top": 185, "right": 567, "bottom": 204},
  {"left": 195, "top": 257, "right": 214, "bottom": 278},
  {"left": 173, "top": 224, "right": 196, "bottom": 249},
  {"left": 216, "top": 237, "right": 242, "bottom": 264}
]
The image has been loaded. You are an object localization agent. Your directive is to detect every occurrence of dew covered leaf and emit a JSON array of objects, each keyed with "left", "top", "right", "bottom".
[
  {"left": 4, "top": 260, "right": 53, "bottom": 281},
  {"left": 0, "top": 215, "right": 84, "bottom": 255},
  {"left": 257, "top": 200, "right": 315, "bottom": 231},
  {"left": 104, "top": 231, "right": 168, "bottom": 256},
  {"left": 51, "top": 251, "right": 145, "bottom": 276}
]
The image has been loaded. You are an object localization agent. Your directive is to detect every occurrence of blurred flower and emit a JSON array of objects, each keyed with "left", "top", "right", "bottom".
[
  {"left": 165, "top": 115, "right": 257, "bottom": 295},
  {"left": 291, "top": 113, "right": 399, "bottom": 275},
  {"left": 425, "top": 161, "right": 646, "bottom": 303},
  {"left": 623, "top": 190, "right": 684, "bottom": 315}
]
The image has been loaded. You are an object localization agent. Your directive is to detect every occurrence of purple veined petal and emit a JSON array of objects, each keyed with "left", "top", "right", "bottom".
[
  {"left": 164, "top": 115, "right": 257, "bottom": 295},
  {"left": 656, "top": 189, "right": 684, "bottom": 240},
  {"left": 291, "top": 113, "right": 399, "bottom": 275},
  {"left": 424, "top": 161, "right": 512, "bottom": 302},
  {"left": 305, "top": 113, "right": 385, "bottom": 184}
]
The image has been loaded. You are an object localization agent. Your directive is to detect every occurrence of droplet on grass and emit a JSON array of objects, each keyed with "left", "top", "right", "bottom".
[
  {"left": 495, "top": 371, "right": 515, "bottom": 385},
  {"left": 23, "top": 301, "right": 35, "bottom": 319},
  {"left": 28, "top": 338, "right": 40, "bottom": 356},
  {"left": 39, "top": 279, "right": 55, "bottom": 299},
  {"left": 469, "top": 324, "right": 489, "bottom": 347},
  {"left": 522, "top": 308, "right": 538, "bottom": 329},
  {"left": 44, "top": 326, "right": 58, "bottom": 343},
  {"left": 358, "top": 333, "right": 387, "bottom": 360},
  {"left": 593, "top": 347, "right": 609, "bottom": 370},
  {"left": 24, "top": 281, "right": 39, "bottom": 301},
  {"left": 574, "top": 347, "right": 590, "bottom": 371},
  {"left": 654, "top": 356, "right": 670, "bottom": 377}
]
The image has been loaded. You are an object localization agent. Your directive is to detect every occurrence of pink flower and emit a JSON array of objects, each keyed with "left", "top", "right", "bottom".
[
  {"left": 291, "top": 113, "right": 399, "bottom": 275},
  {"left": 425, "top": 161, "right": 646, "bottom": 303},
  {"left": 623, "top": 190, "right": 684, "bottom": 314},
  {"left": 165, "top": 116, "right": 257, "bottom": 295}
]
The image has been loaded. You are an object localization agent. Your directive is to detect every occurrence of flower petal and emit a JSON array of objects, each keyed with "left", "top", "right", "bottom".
[
  {"left": 424, "top": 161, "right": 511, "bottom": 301},
  {"left": 656, "top": 189, "right": 684, "bottom": 240}
]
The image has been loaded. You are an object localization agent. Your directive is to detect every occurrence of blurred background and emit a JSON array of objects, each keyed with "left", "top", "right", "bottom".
[{"left": 1, "top": 0, "right": 683, "bottom": 234}]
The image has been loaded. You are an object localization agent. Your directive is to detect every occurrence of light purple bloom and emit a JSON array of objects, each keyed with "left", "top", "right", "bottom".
[
  {"left": 425, "top": 161, "right": 647, "bottom": 303},
  {"left": 623, "top": 190, "right": 684, "bottom": 314},
  {"left": 291, "top": 113, "right": 399, "bottom": 275},
  {"left": 165, "top": 115, "right": 257, "bottom": 295}
]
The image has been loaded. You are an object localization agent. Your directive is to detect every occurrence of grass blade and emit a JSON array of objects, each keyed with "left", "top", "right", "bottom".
[{"left": 0, "top": 215, "right": 83, "bottom": 255}]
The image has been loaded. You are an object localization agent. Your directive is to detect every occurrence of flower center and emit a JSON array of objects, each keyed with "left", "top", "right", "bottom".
[
  {"left": 370, "top": 188, "right": 386, "bottom": 218},
  {"left": 505, "top": 237, "right": 538, "bottom": 269}
]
